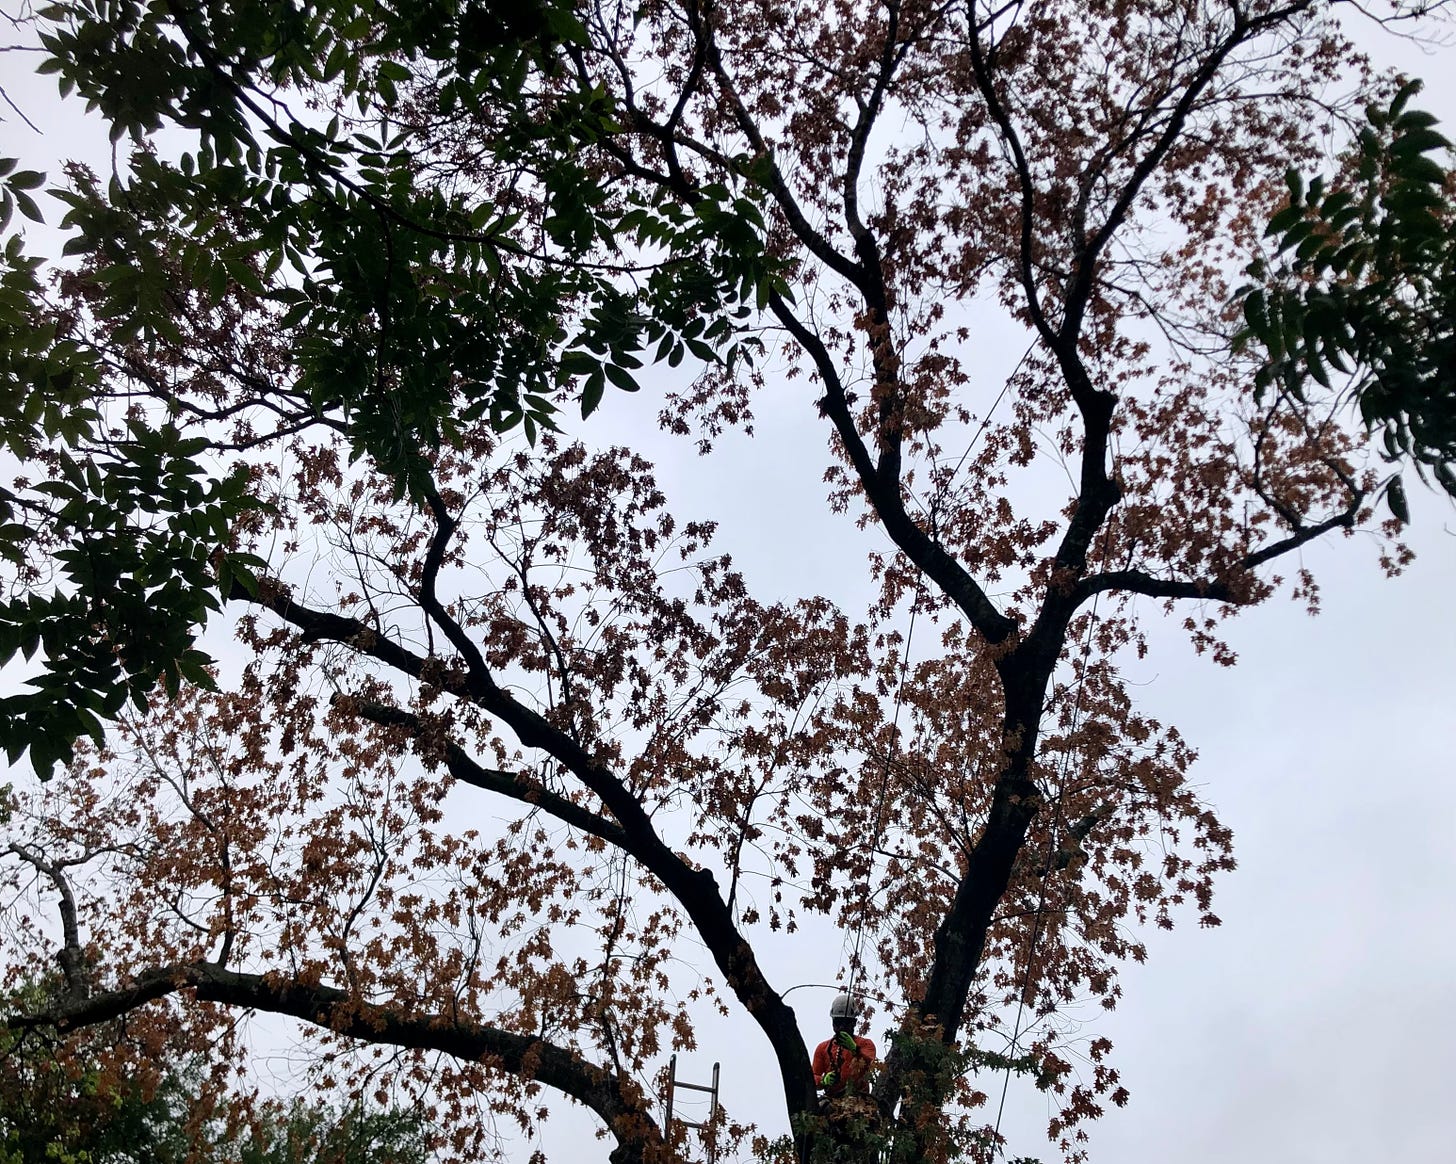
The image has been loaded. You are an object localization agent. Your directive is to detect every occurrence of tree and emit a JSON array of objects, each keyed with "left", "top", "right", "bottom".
[
  {"left": 1, "top": 2, "right": 1437, "bottom": 1163},
  {"left": 0, "top": 987, "right": 193, "bottom": 1164}
]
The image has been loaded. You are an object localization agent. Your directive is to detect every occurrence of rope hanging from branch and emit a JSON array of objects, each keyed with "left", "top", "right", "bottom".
[
  {"left": 843, "top": 577, "right": 922, "bottom": 1006},
  {"left": 988, "top": 590, "right": 1105, "bottom": 1160}
]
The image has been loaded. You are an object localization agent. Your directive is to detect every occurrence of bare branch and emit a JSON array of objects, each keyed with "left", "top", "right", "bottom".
[
  {"left": 770, "top": 292, "right": 1017, "bottom": 644},
  {"left": 1069, "top": 503, "right": 1363, "bottom": 607},
  {"left": 347, "top": 699, "right": 633, "bottom": 851},
  {"left": 6, "top": 843, "right": 87, "bottom": 998}
]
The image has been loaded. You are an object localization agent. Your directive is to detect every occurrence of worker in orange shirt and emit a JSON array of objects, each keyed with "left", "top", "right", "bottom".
[{"left": 812, "top": 993, "right": 876, "bottom": 1099}]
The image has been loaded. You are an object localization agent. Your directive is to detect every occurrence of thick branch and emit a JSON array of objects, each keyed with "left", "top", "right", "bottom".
[
  {"left": 962, "top": 7, "right": 1123, "bottom": 598},
  {"left": 1069, "top": 504, "right": 1362, "bottom": 607},
  {"left": 842, "top": 2, "right": 919, "bottom": 502},
  {"left": 962, "top": 4, "right": 1056, "bottom": 349},
  {"left": 349, "top": 700, "right": 633, "bottom": 851},
  {"left": 885, "top": 493, "right": 1364, "bottom": 1119},
  {"left": 418, "top": 485, "right": 498, "bottom": 687},
  {"left": 893, "top": 748, "right": 1041, "bottom": 1041},
  {"left": 1055, "top": 4, "right": 1319, "bottom": 585},
  {"left": 1072, "top": 570, "right": 1234, "bottom": 604},
  {"left": 1239, "top": 505, "right": 1361, "bottom": 570},
  {"left": 6, "top": 962, "right": 667, "bottom": 1164},
  {"left": 969, "top": 3, "right": 1319, "bottom": 616},
  {"left": 7, "top": 844, "right": 88, "bottom": 998},
  {"left": 843, "top": 0, "right": 910, "bottom": 283},
  {"left": 230, "top": 581, "right": 817, "bottom": 1126},
  {"left": 770, "top": 293, "right": 1016, "bottom": 644}
]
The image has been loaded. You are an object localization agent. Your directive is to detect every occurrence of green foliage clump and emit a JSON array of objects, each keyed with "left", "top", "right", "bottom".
[
  {"left": 1, "top": 0, "right": 780, "bottom": 775},
  {"left": 1238, "top": 79, "right": 1456, "bottom": 521}
]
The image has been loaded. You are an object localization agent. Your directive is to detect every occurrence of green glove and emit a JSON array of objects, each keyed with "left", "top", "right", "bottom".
[
  {"left": 820, "top": 1071, "right": 838, "bottom": 1088},
  {"left": 834, "top": 1030, "right": 858, "bottom": 1052}
]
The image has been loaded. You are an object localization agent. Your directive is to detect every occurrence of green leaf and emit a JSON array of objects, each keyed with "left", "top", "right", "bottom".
[
  {"left": 1386, "top": 475, "right": 1410, "bottom": 524},
  {"left": 12, "top": 190, "right": 42, "bottom": 224},
  {"left": 581, "top": 368, "right": 605, "bottom": 418},
  {"left": 1284, "top": 167, "right": 1304, "bottom": 203},
  {"left": 604, "top": 363, "right": 639, "bottom": 393},
  {"left": 560, "top": 349, "right": 598, "bottom": 378}
]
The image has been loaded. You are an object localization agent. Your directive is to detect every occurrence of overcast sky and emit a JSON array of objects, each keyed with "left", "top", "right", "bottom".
[
  {"left": 1006, "top": 22, "right": 1456, "bottom": 1161},
  {"left": 3, "top": 8, "right": 1454, "bottom": 1164}
]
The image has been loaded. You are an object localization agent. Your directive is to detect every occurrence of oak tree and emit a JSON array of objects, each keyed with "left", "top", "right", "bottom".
[{"left": 1, "top": 2, "right": 1437, "bottom": 1163}]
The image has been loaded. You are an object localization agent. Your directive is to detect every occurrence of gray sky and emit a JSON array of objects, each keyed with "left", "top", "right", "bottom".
[
  {"left": 3, "top": 9, "right": 1455, "bottom": 1164},
  {"left": 1013, "top": 23, "right": 1456, "bottom": 1161}
]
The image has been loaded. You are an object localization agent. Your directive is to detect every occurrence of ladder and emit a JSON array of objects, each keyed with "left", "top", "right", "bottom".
[{"left": 662, "top": 1054, "right": 720, "bottom": 1142}]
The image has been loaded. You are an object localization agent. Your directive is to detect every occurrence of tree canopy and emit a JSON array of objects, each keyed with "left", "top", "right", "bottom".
[
  {"left": 1, "top": 2, "right": 1447, "bottom": 1164},
  {"left": 0, "top": 0, "right": 779, "bottom": 774}
]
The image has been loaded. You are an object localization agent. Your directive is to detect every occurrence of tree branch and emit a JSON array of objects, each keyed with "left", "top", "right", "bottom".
[
  {"left": 5, "top": 962, "right": 669, "bottom": 1164},
  {"left": 961, "top": 3, "right": 1123, "bottom": 610},
  {"left": 1062, "top": 1, "right": 1318, "bottom": 343},
  {"left": 688, "top": 0, "right": 864, "bottom": 286},
  {"left": 770, "top": 292, "right": 1017, "bottom": 644},
  {"left": 347, "top": 699, "right": 633, "bottom": 851},
  {"left": 1239, "top": 503, "right": 1362, "bottom": 570},
  {"left": 1071, "top": 570, "right": 1234, "bottom": 604},
  {"left": 1069, "top": 503, "right": 1363, "bottom": 606},
  {"left": 229, "top": 580, "right": 817, "bottom": 1127},
  {"left": 7, "top": 843, "right": 88, "bottom": 999}
]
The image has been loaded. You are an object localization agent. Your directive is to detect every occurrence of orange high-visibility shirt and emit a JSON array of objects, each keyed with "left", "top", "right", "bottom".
[{"left": 812, "top": 1034, "right": 876, "bottom": 1096}]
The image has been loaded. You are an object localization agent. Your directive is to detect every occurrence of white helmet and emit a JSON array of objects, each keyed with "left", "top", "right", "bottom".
[{"left": 829, "top": 993, "right": 861, "bottom": 1019}]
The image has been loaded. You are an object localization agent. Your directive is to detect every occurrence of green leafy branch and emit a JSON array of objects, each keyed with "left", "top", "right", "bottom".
[
  {"left": 1237, "top": 79, "right": 1456, "bottom": 521},
  {"left": 2, "top": 0, "right": 781, "bottom": 773}
]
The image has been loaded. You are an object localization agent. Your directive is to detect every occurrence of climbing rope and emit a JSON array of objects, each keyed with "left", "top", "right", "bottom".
[
  {"left": 987, "top": 582, "right": 1106, "bottom": 1160},
  {"left": 843, "top": 579, "right": 922, "bottom": 1005},
  {"left": 833, "top": 350, "right": 1055, "bottom": 1150},
  {"left": 839, "top": 348, "right": 1032, "bottom": 1006}
]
